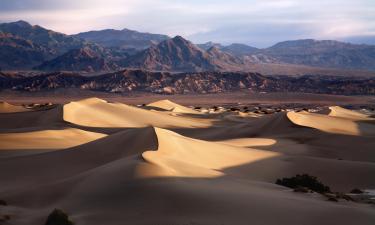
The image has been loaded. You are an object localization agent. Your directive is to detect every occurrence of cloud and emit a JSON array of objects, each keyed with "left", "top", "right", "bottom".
[{"left": 0, "top": 0, "right": 374, "bottom": 47}]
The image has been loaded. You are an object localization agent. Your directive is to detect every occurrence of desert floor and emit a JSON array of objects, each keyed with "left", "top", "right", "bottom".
[{"left": 0, "top": 96, "right": 375, "bottom": 225}]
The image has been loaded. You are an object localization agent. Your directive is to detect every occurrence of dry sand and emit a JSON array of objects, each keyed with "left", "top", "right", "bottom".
[
  {"left": 0, "top": 99, "right": 374, "bottom": 225},
  {"left": 0, "top": 102, "right": 30, "bottom": 113}
]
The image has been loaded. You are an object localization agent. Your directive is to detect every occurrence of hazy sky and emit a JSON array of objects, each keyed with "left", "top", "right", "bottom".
[{"left": 0, "top": 0, "right": 374, "bottom": 47}]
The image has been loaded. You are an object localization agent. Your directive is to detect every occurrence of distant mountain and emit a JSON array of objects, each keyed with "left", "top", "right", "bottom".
[
  {"left": 0, "top": 20, "right": 85, "bottom": 56},
  {"left": 0, "top": 32, "right": 47, "bottom": 69},
  {"left": 124, "top": 36, "right": 218, "bottom": 72},
  {"left": 222, "top": 43, "right": 259, "bottom": 56},
  {"left": 264, "top": 39, "right": 375, "bottom": 70},
  {"left": 206, "top": 46, "right": 245, "bottom": 71},
  {"left": 1, "top": 20, "right": 375, "bottom": 73},
  {"left": 2, "top": 70, "right": 374, "bottom": 95},
  {"left": 341, "top": 36, "right": 375, "bottom": 46},
  {"left": 197, "top": 42, "right": 223, "bottom": 50},
  {"left": 74, "top": 28, "right": 169, "bottom": 50},
  {"left": 196, "top": 43, "right": 275, "bottom": 65},
  {"left": 35, "top": 45, "right": 119, "bottom": 72}
]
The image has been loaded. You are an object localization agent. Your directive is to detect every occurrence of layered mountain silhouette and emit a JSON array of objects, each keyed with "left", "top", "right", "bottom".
[
  {"left": 0, "top": 20, "right": 85, "bottom": 69},
  {"left": 0, "top": 31, "right": 47, "bottom": 69},
  {"left": 125, "top": 36, "right": 221, "bottom": 72},
  {"left": 35, "top": 46, "right": 119, "bottom": 72},
  {"left": 1, "top": 20, "right": 375, "bottom": 73},
  {"left": 222, "top": 43, "right": 259, "bottom": 56},
  {"left": 0, "top": 20, "right": 84, "bottom": 56},
  {"left": 263, "top": 39, "right": 375, "bottom": 70},
  {"left": 74, "top": 28, "right": 169, "bottom": 50}
]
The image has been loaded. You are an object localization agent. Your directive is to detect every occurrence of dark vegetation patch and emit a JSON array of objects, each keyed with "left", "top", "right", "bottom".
[
  {"left": 350, "top": 188, "right": 364, "bottom": 194},
  {"left": 276, "top": 174, "right": 331, "bottom": 194},
  {"left": 45, "top": 209, "right": 74, "bottom": 225}
]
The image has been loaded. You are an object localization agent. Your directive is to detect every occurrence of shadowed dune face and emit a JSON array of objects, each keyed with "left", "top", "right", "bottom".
[
  {"left": 0, "top": 98, "right": 375, "bottom": 225},
  {"left": 0, "top": 102, "right": 30, "bottom": 113}
]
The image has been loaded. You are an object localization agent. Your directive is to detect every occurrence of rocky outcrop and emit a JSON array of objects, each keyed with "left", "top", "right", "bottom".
[{"left": 1, "top": 70, "right": 374, "bottom": 95}]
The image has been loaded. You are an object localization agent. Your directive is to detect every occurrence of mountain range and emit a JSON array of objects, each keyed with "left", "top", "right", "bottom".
[
  {"left": 1, "top": 20, "right": 375, "bottom": 75},
  {"left": 1, "top": 69, "right": 374, "bottom": 95}
]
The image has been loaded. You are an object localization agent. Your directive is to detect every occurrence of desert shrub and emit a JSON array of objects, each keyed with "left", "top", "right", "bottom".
[
  {"left": 45, "top": 209, "right": 74, "bottom": 225},
  {"left": 3, "top": 215, "right": 10, "bottom": 220},
  {"left": 327, "top": 197, "right": 338, "bottom": 202},
  {"left": 350, "top": 188, "right": 363, "bottom": 194},
  {"left": 0, "top": 215, "right": 11, "bottom": 222},
  {"left": 276, "top": 174, "right": 331, "bottom": 194}
]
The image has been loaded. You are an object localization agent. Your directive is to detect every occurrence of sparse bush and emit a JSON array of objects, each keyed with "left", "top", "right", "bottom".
[
  {"left": 276, "top": 174, "right": 331, "bottom": 194},
  {"left": 350, "top": 188, "right": 363, "bottom": 194},
  {"left": 327, "top": 197, "right": 338, "bottom": 202},
  {"left": 0, "top": 215, "right": 11, "bottom": 222},
  {"left": 45, "top": 209, "right": 74, "bottom": 225}
]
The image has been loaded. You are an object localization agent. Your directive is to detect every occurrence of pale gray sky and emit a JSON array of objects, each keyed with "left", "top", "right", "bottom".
[{"left": 1, "top": 0, "right": 374, "bottom": 47}]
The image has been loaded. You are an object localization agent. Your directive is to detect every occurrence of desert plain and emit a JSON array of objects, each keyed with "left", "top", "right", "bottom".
[{"left": 0, "top": 95, "right": 375, "bottom": 225}]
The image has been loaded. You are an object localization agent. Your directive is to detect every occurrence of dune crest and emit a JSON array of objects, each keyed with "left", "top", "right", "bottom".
[
  {"left": 287, "top": 111, "right": 375, "bottom": 136},
  {"left": 328, "top": 106, "right": 373, "bottom": 121},
  {"left": 63, "top": 98, "right": 211, "bottom": 128},
  {"left": 147, "top": 99, "right": 201, "bottom": 114},
  {"left": 140, "top": 128, "right": 280, "bottom": 178}
]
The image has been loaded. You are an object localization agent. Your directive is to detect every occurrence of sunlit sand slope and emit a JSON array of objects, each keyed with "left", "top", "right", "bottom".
[
  {"left": 0, "top": 128, "right": 107, "bottom": 150},
  {"left": 64, "top": 98, "right": 210, "bottom": 128},
  {"left": 329, "top": 106, "right": 374, "bottom": 121},
  {"left": 287, "top": 111, "right": 375, "bottom": 136}
]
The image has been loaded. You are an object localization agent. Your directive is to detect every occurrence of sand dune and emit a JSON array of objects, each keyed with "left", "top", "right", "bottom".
[
  {"left": 64, "top": 98, "right": 211, "bottom": 128},
  {"left": 147, "top": 99, "right": 201, "bottom": 114},
  {"left": 287, "top": 111, "right": 375, "bottom": 136},
  {"left": 141, "top": 128, "right": 280, "bottom": 178},
  {"left": 329, "top": 106, "right": 374, "bottom": 121},
  {"left": 0, "top": 98, "right": 374, "bottom": 225},
  {"left": 0, "top": 102, "right": 30, "bottom": 113},
  {"left": 0, "top": 128, "right": 106, "bottom": 150},
  {"left": 0, "top": 105, "right": 63, "bottom": 130}
]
